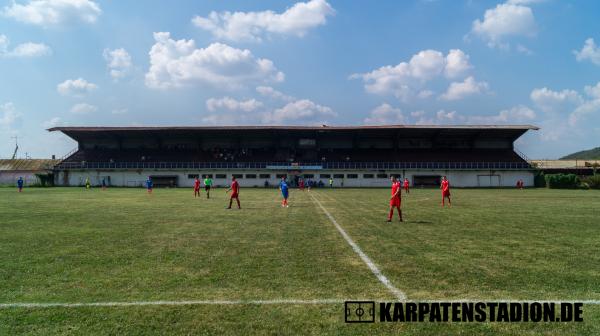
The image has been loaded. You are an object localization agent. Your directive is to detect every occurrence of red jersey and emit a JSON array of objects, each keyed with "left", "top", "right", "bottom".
[
  {"left": 194, "top": 179, "right": 200, "bottom": 189},
  {"left": 390, "top": 181, "right": 401, "bottom": 206},
  {"left": 403, "top": 180, "right": 409, "bottom": 187},
  {"left": 441, "top": 180, "right": 450, "bottom": 194},
  {"left": 391, "top": 181, "right": 401, "bottom": 198},
  {"left": 231, "top": 181, "right": 239, "bottom": 194}
]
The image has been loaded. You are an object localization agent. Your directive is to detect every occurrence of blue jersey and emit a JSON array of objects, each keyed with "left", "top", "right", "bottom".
[
  {"left": 280, "top": 181, "right": 289, "bottom": 196},
  {"left": 17, "top": 179, "right": 23, "bottom": 187},
  {"left": 146, "top": 180, "right": 153, "bottom": 189}
]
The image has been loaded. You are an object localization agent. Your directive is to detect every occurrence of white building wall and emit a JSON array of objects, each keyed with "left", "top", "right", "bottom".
[
  {"left": 0, "top": 171, "right": 40, "bottom": 186},
  {"left": 55, "top": 169, "right": 535, "bottom": 188}
]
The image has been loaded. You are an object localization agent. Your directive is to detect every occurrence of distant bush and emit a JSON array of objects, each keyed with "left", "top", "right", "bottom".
[
  {"left": 534, "top": 172, "right": 546, "bottom": 187},
  {"left": 544, "top": 174, "right": 580, "bottom": 189},
  {"left": 581, "top": 175, "right": 600, "bottom": 189},
  {"left": 35, "top": 173, "right": 54, "bottom": 187}
]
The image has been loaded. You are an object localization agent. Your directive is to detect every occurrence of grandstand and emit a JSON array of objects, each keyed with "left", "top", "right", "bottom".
[{"left": 49, "top": 125, "right": 538, "bottom": 188}]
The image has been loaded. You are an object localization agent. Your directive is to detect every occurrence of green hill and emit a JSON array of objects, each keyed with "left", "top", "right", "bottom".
[{"left": 561, "top": 147, "right": 600, "bottom": 160}]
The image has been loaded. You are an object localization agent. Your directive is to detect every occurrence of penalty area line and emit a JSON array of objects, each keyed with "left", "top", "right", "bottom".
[{"left": 309, "top": 192, "right": 407, "bottom": 301}]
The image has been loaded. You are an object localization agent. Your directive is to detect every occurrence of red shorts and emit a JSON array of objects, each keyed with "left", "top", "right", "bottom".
[
  {"left": 230, "top": 193, "right": 239, "bottom": 199},
  {"left": 194, "top": 187, "right": 200, "bottom": 192},
  {"left": 442, "top": 190, "right": 450, "bottom": 197},
  {"left": 390, "top": 197, "right": 401, "bottom": 207}
]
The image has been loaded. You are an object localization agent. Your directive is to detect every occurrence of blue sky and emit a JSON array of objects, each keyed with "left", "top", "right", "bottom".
[{"left": 1, "top": 0, "right": 599, "bottom": 159}]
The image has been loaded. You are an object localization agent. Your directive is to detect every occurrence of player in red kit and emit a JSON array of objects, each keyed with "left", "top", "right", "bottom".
[
  {"left": 299, "top": 178, "right": 305, "bottom": 191},
  {"left": 193, "top": 177, "right": 201, "bottom": 198},
  {"left": 403, "top": 178, "right": 410, "bottom": 194},
  {"left": 387, "top": 176, "right": 403, "bottom": 222},
  {"left": 226, "top": 176, "right": 241, "bottom": 209},
  {"left": 441, "top": 176, "right": 451, "bottom": 206}
]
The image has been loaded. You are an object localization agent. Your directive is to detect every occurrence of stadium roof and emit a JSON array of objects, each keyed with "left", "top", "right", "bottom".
[
  {"left": 49, "top": 125, "right": 539, "bottom": 143},
  {"left": 0, "top": 159, "right": 59, "bottom": 171},
  {"left": 48, "top": 125, "right": 539, "bottom": 132}
]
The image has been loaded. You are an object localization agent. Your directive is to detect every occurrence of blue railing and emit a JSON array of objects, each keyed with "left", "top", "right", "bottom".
[{"left": 56, "top": 161, "right": 531, "bottom": 170}]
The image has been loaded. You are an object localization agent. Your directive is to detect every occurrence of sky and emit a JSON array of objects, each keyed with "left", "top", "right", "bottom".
[{"left": 1, "top": 0, "right": 599, "bottom": 159}]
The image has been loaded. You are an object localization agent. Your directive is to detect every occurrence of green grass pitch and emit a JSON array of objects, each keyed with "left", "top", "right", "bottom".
[{"left": 1, "top": 187, "right": 599, "bottom": 335}]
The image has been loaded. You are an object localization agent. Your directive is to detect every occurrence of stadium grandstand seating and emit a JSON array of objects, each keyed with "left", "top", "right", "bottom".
[
  {"left": 60, "top": 148, "right": 525, "bottom": 164},
  {"left": 49, "top": 125, "right": 537, "bottom": 187}
]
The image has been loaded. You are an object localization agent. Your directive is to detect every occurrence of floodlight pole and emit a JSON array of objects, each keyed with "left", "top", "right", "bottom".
[{"left": 11, "top": 135, "right": 18, "bottom": 160}]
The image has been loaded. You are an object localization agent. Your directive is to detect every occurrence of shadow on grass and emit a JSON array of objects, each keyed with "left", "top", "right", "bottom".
[{"left": 407, "top": 220, "right": 433, "bottom": 224}]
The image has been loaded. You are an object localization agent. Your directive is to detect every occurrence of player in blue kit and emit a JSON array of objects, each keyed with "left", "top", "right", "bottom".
[
  {"left": 17, "top": 177, "right": 24, "bottom": 192},
  {"left": 279, "top": 177, "right": 289, "bottom": 207},
  {"left": 146, "top": 177, "right": 153, "bottom": 194}
]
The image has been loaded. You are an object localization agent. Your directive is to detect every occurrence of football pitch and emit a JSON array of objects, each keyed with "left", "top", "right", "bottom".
[{"left": 1, "top": 187, "right": 599, "bottom": 335}]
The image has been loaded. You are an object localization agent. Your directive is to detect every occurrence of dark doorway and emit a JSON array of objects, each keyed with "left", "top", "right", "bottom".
[
  {"left": 150, "top": 175, "right": 178, "bottom": 187},
  {"left": 413, "top": 175, "right": 441, "bottom": 187}
]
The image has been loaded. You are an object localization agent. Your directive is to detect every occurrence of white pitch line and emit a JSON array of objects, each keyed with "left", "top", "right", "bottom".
[
  {"left": 309, "top": 192, "right": 407, "bottom": 301},
  {"left": 0, "top": 299, "right": 345, "bottom": 309},
  {"left": 3, "top": 298, "right": 599, "bottom": 309}
]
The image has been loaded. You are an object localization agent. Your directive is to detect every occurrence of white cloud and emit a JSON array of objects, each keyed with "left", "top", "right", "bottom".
[
  {"left": 411, "top": 110, "right": 461, "bottom": 125},
  {"left": 351, "top": 49, "right": 473, "bottom": 101},
  {"left": 145, "top": 32, "right": 284, "bottom": 90},
  {"left": 0, "top": 102, "right": 22, "bottom": 130},
  {"left": 530, "top": 83, "right": 600, "bottom": 127},
  {"left": 70, "top": 102, "right": 97, "bottom": 114},
  {"left": 530, "top": 87, "right": 582, "bottom": 113},
  {"left": 192, "top": 0, "right": 335, "bottom": 42},
  {"left": 466, "top": 105, "right": 536, "bottom": 124},
  {"left": 2, "top": 0, "right": 101, "bottom": 26},
  {"left": 103, "top": 48, "right": 132, "bottom": 80},
  {"left": 436, "top": 109, "right": 457, "bottom": 122},
  {"left": 111, "top": 108, "right": 128, "bottom": 115},
  {"left": 440, "top": 76, "right": 489, "bottom": 101},
  {"left": 444, "top": 49, "right": 472, "bottom": 78},
  {"left": 406, "top": 105, "right": 536, "bottom": 126},
  {"left": 569, "top": 99, "right": 600, "bottom": 126},
  {"left": 573, "top": 38, "right": 600, "bottom": 66},
  {"left": 470, "top": 2, "right": 537, "bottom": 49},
  {"left": 0, "top": 35, "right": 6, "bottom": 52},
  {"left": 206, "top": 97, "right": 263, "bottom": 112},
  {"left": 57, "top": 78, "right": 97, "bottom": 96},
  {"left": 201, "top": 113, "right": 242, "bottom": 125},
  {"left": 9, "top": 42, "right": 51, "bottom": 57},
  {"left": 516, "top": 44, "right": 533, "bottom": 55},
  {"left": 0, "top": 34, "right": 51, "bottom": 57},
  {"left": 410, "top": 111, "right": 433, "bottom": 125},
  {"left": 537, "top": 119, "right": 569, "bottom": 142},
  {"left": 42, "top": 116, "right": 62, "bottom": 128},
  {"left": 501, "top": 105, "right": 536, "bottom": 121},
  {"left": 417, "top": 90, "right": 434, "bottom": 99},
  {"left": 263, "top": 99, "right": 336, "bottom": 124},
  {"left": 584, "top": 82, "right": 600, "bottom": 99},
  {"left": 410, "top": 110, "right": 425, "bottom": 118},
  {"left": 256, "top": 86, "right": 295, "bottom": 101},
  {"left": 408, "top": 49, "right": 446, "bottom": 80},
  {"left": 506, "top": 0, "right": 546, "bottom": 4},
  {"left": 2, "top": 0, "right": 102, "bottom": 27},
  {"left": 363, "top": 103, "right": 405, "bottom": 125}
]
